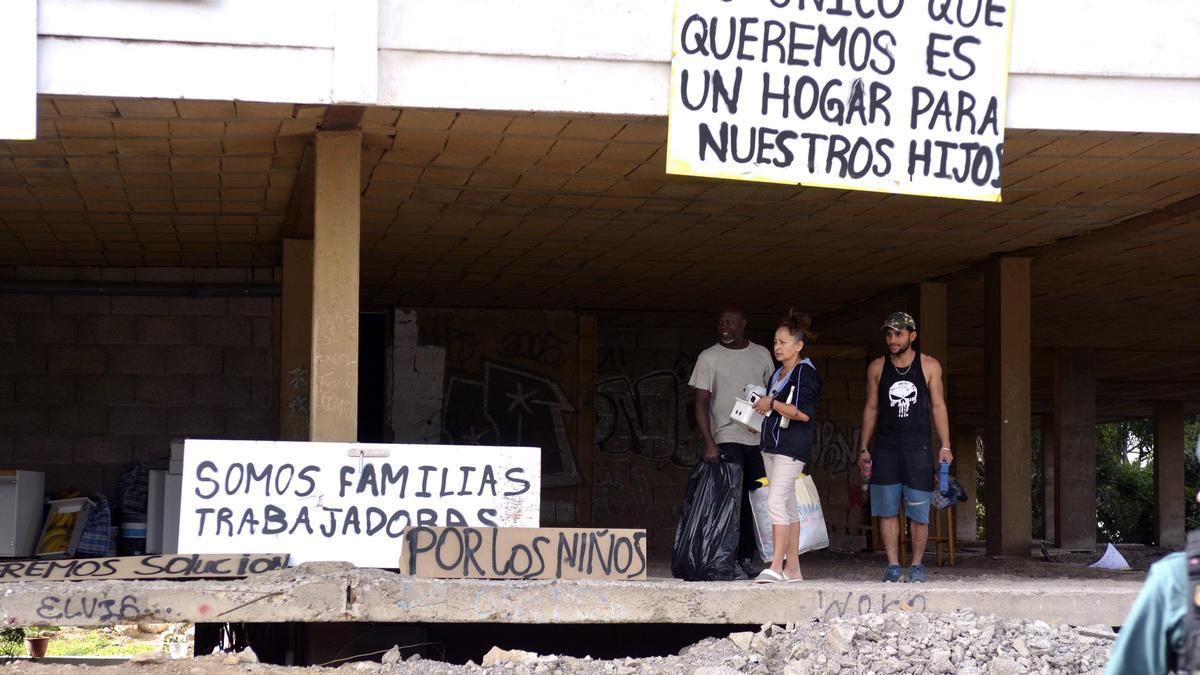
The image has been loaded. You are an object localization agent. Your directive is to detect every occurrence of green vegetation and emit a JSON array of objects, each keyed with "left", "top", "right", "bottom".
[
  {"left": 1, "top": 627, "right": 162, "bottom": 659},
  {"left": 1095, "top": 417, "right": 1200, "bottom": 544},
  {"left": 0, "top": 627, "right": 25, "bottom": 660},
  {"left": 976, "top": 415, "right": 1199, "bottom": 545},
  {"left": 45, "top": 631, "right": 161, "bottom": 657},
  {"left": 1095, "top": 420, "right": 1156, "bottom": 544}
]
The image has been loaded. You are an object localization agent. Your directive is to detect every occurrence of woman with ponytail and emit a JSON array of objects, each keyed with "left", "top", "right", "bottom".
[{"left": 749, "top": 309, "right": 822, "bottom": 583}]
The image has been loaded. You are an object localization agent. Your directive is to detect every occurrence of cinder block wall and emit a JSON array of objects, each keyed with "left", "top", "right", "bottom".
[
  {"left": 389, "top": 308, "right": 594, "bottom": 527},
  {"left": 0, "top": 267, "right": 276, "bottom": 498},
  {"left": 594, "top": 312, "right": 870, "bottom": 559},
  {"left": 386, "top": 309, "right": 872, "bottom": 559}
]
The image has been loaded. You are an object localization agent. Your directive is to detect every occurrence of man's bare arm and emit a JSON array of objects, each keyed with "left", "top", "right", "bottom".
[
  {"left": 693, "top": 388, "right": 720, "bottom": 464},
  {"left": 859, "top": 358, "right": 882, "bottom": 450},
  {"left": 857, "top": 359, "right": 882, "bottom": 476},
  {"left": 925, "top": 355, "right": 953, "bottom": 464}
]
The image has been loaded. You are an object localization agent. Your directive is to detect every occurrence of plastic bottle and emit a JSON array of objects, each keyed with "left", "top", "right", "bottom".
[{"left": 939, "top": 460, "right": 950, "bottom": 495}]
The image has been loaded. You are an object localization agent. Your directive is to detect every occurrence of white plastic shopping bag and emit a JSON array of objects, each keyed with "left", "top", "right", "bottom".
[
  {"left": 749, "top": 473, "right": 830, "bottom": 563},
  {"left": 795, "top": 474, "right": 830, "bottom": 554},
  {"left": 749, "top": 485, "right": 773, "bottom": 563}
]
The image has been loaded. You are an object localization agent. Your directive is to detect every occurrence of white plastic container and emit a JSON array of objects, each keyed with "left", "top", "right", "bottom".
[
  {"left": 0, "top": 470, "right": 45, "bottom": 557},
  {"left": 147, "top": 469, "right": 166, "bottom": 554}
]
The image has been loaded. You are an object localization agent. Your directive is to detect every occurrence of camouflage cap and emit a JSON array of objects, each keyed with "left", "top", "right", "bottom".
[{"left": 882, "top": 311, "right": 916, "bottom": 332}]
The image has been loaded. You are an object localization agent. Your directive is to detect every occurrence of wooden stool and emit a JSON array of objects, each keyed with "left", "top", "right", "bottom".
[
  {"left": 928, "top": 504, "right": 956, "bottom": 567},
  {"left": 872, "top": 502, "right": 956, "bottom": 567}
]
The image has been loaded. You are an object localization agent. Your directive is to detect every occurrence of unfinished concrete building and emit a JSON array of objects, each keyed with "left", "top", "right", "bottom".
[{"left": 0, "top": 0, "right": 1198, "bottom": 665}]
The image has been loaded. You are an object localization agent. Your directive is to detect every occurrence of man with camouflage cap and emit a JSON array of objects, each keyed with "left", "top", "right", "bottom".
[{"left": 858, "top": 312, "right": 953, "bottom": 583}]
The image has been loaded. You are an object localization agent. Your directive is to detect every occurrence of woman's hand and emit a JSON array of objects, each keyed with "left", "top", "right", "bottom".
[{"left": 752, "top": 396, "right": 773, "bottom": 415}]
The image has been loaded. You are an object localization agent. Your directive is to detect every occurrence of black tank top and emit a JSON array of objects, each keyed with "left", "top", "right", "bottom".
[{"left": 876, "top": 351, "right": 931, "bottom": 451}]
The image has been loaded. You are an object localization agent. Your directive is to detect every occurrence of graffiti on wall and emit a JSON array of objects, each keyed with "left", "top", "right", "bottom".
[
  {"left": 596, "top": 368, "right": 862, "bottom": 474},
  {"left": 811, "top": 420, "right": 863, "bottom": 475},
  {"left": 442, "top": 361, "right": 579, "bottom": 487},
  {"left": 596, "top": 370, "right": 699, "bottom": 468},
  {"left": 392, "top": 312, "right": 583, "bottom": 489},
  {"left": 281, "top": 366, "right": 310, "bottom": 441},
  {"left": 818, "top": 590, "right": 927, "bottom": 618},
  {"left": 437, "top": 326, "right": 480, "bottom": 369},
  {"left": 499, "top": 330, "right": 569, "bottom": 368}
]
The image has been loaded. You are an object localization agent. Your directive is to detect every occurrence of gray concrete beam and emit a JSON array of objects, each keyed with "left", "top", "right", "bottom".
[{"left": 0, "top": 564, "right": 1141, "bottom": 628}]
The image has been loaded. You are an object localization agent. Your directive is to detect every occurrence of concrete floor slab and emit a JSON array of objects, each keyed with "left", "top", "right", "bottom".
[{"left": 0, "top": 561, "right": 1143, "bottom": 628}]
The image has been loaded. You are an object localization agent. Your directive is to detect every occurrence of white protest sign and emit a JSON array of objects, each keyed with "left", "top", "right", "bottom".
[
  {"left": 667, "top": 0, "right": 1013, "bottom": 201},
  {"left": 177, "top": 440, "right": 540, "bottom": 568}
]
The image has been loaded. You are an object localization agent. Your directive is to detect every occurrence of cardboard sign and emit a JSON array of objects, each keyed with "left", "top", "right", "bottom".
[
  {"left": 177, "top": 440, "right": 541, "bottom": 568},
  {"left": 401, "top": 527, "right": 648, "bottom": 580},
  {"left": 0, "top": 554, "right": 289, "bottom": 582},
  {"left": 667, "top": 0, "right": 1013, "bottom": 201}
]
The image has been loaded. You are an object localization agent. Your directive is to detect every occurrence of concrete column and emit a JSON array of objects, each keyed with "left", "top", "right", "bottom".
[
  {"left": 953, "top": 424, "right": 978, "bottom": 542},
  {"left": 577, "top": 315, "right": 597, "bottom": 526},
  {"left": 909, "top": 282, "right": 948, "bottom": 372},
  {"left": 1040, "top": 414, "right": 1056, "bottom": 544},
  {"left": 1154, "top": 400, "right": 1186, "bottom": 549},
  {"left": 309, "top": 131, "right": 361, "bottom": 442},
  {"left": 1053, "top": 350, "right": 1097, "bottom": 551},
  {"left": 983, "top": 257, "right": 1032, "bottom": 557},
  {"left": 280, "top": 239, "right": 314, "bottom": 441},
  {"left": 910, "top": 282, "right": 949, "bottom": 458}
]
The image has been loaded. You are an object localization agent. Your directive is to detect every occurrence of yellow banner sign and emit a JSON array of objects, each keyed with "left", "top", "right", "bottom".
[{"left": 667, "top": 0, "right": 1014, "bottom": 201}]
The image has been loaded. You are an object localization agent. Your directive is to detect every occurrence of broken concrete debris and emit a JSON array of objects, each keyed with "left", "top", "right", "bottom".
[
  {"left": 2, "top": 609, "right": 1115, "bottom": 673},
  {"left": 381, "top": 646, "right": 402, "bottom": 665},
  {"left": 481, "top": 646, "right": 540, "bottom": 667}
]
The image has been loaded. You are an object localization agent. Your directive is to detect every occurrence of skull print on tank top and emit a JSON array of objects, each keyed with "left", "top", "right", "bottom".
[{"left": 876, "top": 350, "right": 932, "bottom": 451}]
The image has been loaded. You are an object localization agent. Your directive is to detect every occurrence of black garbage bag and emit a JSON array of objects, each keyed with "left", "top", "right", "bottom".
[{"left": 671, "top": 460, "right": 746, "bottom": 581}]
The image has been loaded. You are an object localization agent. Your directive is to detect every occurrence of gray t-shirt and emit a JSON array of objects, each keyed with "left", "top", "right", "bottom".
[{"left": 688, "top": 342, "right": 775, "bottom": 446}]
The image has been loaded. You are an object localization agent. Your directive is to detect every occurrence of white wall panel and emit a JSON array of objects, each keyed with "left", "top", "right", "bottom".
[
  {"left": 39, "top": 38, "right": 335, "bottom": 104},
  {"left": 1008, "top": 1, "right": 1200, "bottom": 78},
  {"left": 379, "top": 0, "right": 1200, "bottom": 79},
  {"left": 39, "top": 0, "right": 336, "bottom": 48},
  {"left": 29, "top": 0, "right": 1200, "bottom": 133},
  {"left": 379, "top": 0, "right": 674, "bottom": 62},
  {"left": 378, "top": 51, "right": 667, "bottom": 115},
  {"left": 1006, "top": 75, "right": 1200, "bottom": 134}
]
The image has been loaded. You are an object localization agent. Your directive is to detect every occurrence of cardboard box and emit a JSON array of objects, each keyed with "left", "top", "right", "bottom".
[{"left": 35, "top": 497, "right": 94, "bottom": 559}]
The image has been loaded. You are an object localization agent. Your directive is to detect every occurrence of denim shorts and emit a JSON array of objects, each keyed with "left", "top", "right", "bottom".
[{"left": 870, "top": 483, "right": 932, "bottom": 524}]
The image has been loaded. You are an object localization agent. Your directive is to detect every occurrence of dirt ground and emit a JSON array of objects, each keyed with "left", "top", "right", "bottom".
[{"left": 53, "top": 624, "right": 179, "bottom": 654}]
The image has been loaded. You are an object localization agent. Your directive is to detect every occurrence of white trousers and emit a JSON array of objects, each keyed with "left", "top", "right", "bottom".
[{"left": 762, "top": 452, "right": 806, "bottom": 525}]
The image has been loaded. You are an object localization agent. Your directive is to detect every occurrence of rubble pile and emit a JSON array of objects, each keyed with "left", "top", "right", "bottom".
[
  {"left": 2, "top": 610, "right": 1116, "bottom": 674},
  {"left": 395, "top": 609, "right": 1116, "bottom": 675}
]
